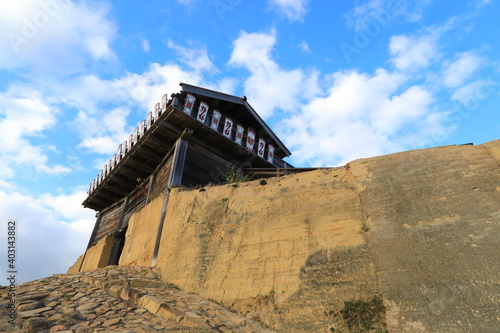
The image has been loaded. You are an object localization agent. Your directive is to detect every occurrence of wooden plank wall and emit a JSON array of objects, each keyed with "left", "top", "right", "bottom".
[
  {"left": 94, "top": 203, "right": 123, "bottom": 243},
  {"left": 181, "top": 141, "right": 238, "bottom": 187},
  {"left": 122, "top": 187, "right": 147, "bottom": 230},
  {"left": 151, "top": 157, "right": 173, "bottom": 198},
  {"left": 92, "top": 152, "right": 175, "bottom": 245}
]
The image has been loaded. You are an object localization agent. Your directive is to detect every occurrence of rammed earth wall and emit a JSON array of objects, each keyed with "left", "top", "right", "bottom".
[{"left": 73, "top": 140, "right": 500, "bottom": 332}]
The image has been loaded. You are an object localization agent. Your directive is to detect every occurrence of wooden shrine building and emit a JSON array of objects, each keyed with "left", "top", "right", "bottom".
[{"left": 81, "top": 83, "right": 293, "bottom": 267}]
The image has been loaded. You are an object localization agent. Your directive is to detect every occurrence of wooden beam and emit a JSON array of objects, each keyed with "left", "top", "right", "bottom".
[
  {"left": 152, "top": 132, "right": 191, "bottom": 266},
  {"left": 98, "top": 188, "right": 123, "bottom": 202},
  {"left": 159, "top": 119, "right": 182, "bottom": 136},
  {"left": 145, "top": 172, "right": 156, "bottom": 206},
  {"left": 151, "top": 189, "right": 170, "bottom": 267},
  {"left": 107, "top": 196, "right": 130, "bottom": 266},
  {"left": 86, "top": 213, "right": 102, "bottom": 250},
  {"left": 88, "top": 194, "right": 114, "bottom": 207},
  {"left": 104, "top": 184, "right": 131, "bottom": 197},
  {"left": 137, "top": 145, "right": 166, "bottom": 161},
  {"left": 106, "top": 179, "right": 135, "bottom": 192},
  {"left": 128, "top": 155, "right": 156, "bottom": 172},
  {"left": 119, "top": 165, "right": 149, "bottom": 179},
  {"left": 168, "top": 133, "right": 190, "bottom": 186}
]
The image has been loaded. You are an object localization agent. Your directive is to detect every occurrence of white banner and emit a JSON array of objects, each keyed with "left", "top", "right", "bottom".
[
  {"left": 211, "top": 110, "right": 222, "bottom": 130},
  {"left": 183, "top": 93, "right": 196, "bottom": 115},
  {"left": 128, "top": 134, "right": 134, "bottom": 151},
  {"left": 161, "top": 94, "right": 168, "bottom": 112},
  {"left": 139, "top": 120, "right": 146, "bottom": 138},
  {"left": 223, "top": 117, "right": 234, "bottom": 139},
  {"left": 146, "top": 111, "right": 153, "bottom": 129},
  {"left": 154, "top": 103, "right": 160, "bottom": 120},
  {"left": 246, "top": 129, "right": 255, "bottom": 151},
  {"left": 117, "top": 144, "right": 123, "bottom": 162},
  {"left": 267, "top": 144, "right": 275, "bottom": 163},
  {"left": 197, "top": 101, "right": 209, "bottom": 123},
  {"left": 235, "top": 124, "right": 244, "bottom": 145},
  {"left": 257, "top": 138, "right": 265, "bottom": 158}
]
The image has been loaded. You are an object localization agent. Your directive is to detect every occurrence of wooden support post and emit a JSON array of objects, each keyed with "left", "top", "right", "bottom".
[
  {"left": 86, "top": 213, "right": 102, "bottom": 250},
  {"left": 145, "top": 173, "right": 156, "bottom": 206},
  {"left": 78, "top": 212, "right": 102, "bottom": 272},
  {"left": 151, "top": 188, "right": 170, "bottom": 267},
  {"left": 107, "top": 196, "right": 129, "bottom": 266},
  {"left": 151, "top": 131, "right": 191, "bottom": 266},
  {"left": 167, "top": 130, "right": 191, "bottom": 187}
]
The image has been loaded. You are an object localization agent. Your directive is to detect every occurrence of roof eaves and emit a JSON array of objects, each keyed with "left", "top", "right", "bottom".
[{"left": 180, "top": 82, "right": 292, "bottom": 157}]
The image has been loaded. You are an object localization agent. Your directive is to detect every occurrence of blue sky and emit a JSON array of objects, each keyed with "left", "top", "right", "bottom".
[{"left": 0, "top": 0, "right": 499, "bottom": 283}]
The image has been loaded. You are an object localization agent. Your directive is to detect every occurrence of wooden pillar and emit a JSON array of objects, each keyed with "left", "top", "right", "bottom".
[
  {"left": 86, "top": 212, "right": 102, "bottom": 250},
  {"left": 167, "top": 131, "right": 190, "bottom": 186},
  {"left": 151, "top": 131, "right": 191, "bottom": 266},
  {"left": 145, "top": 173, "right": 157, "bottom": 206},
  {"left": 107, "top": 196, "right": 129, "bottom": 266},
  {"left": 78, "top": 212, "right": 103, "bottom": 272}
]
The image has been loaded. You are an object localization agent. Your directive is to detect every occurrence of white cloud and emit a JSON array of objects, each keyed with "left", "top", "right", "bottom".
[
  {"left": 298, "top": 40, "right": 311, "bottom": 53},
  {"left": 349, "top": 0, "right": 433, "bottom": 31},
  {"left": 113, "top": 62, "right": 205, "bottom": 111},
  {"left": 278, "top": 69, "right": 442, "bottom": 166},
  {"left": 142, "top": 39, "right": 150, "bottom": 53},
  {"left": 75, "top": 107, "right": 131, "bottom": 155},
  {"left": 0, "top": 188, "right": 94, "bottom": 283},
  {"left": 227, "top": 30, "right": 452, "bottom": 167},
  {"left": 442, "top": 51, "right": 482, "bottom": 88},
  {"left": 0, "top": 86, "right": 71, "bottom": 177},
  {"left": 228, "top": 30, "right": 320, "bottom": 118},
  {"left": 167, "top": 40, "right": 217, "bottom": 73},
  {"left": 269, "top": 0, "right": 308, "bottom": 21},
  {"left": 0, "top": 0, "right": 116, "bottom": 74},
  {"left": 450, "top": 79, "right": 496, "bottom": 106},
  {"left": 67, "top": 58, "right": 211, "bottom": 155},
  {"left": 389, "top": 30, "right": 441, "bottom": 71}
]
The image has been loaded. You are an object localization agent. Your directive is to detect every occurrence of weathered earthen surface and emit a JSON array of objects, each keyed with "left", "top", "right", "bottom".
[
  {"left": 154, "top": 167, "right": 377, "bottom": 331},
  {"left": 66, "top": 139, "right": 500, "bottom": 332},
  {"left": 120, "top": 192, "right": 166, "bottom": 266},
  {"left": 349, "top": 143, "right": 500, "bottom": 332},
  {"left": 67, "top": 235, "right": 114, "bottom": 273}
]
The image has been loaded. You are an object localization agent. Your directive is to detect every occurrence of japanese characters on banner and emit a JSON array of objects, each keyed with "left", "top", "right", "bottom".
[
  {"left": 235, "top": 124, "right": 244, "bottom": 145},
  {"left": 246, "top": 129, "right": 256, "bottom": 151},
  {"left": 88, "top": 92, "right": 283, "bottom": 196},
  {"left": 257, "top": 138, "right": 265, "bottom": 158},
  {"left": 267, "top": 144, "right": 275, "bottom": 163},
  {"left": 210, "top": 110, "right": 222, "bottom": 130},
  {"left": 223, "top": 117, "right": 234, "bottom": 139},
  {"left": 183, "top": 93, "right": 196, "bottom": 115},
  {"left": 197, "top": 101, "right": 209, "bottom": 124}
]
